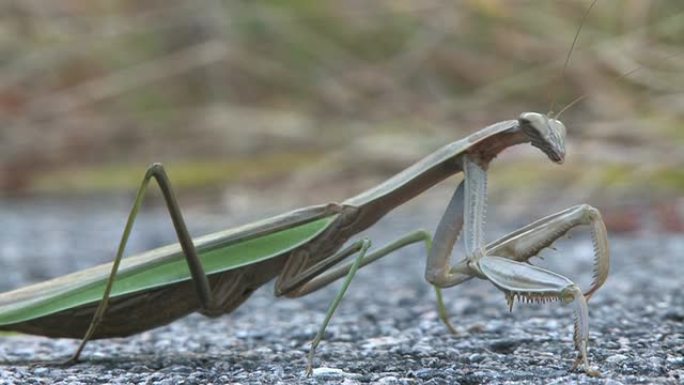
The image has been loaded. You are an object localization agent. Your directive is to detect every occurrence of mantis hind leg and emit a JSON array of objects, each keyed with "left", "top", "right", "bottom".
[
  {"left": 67, "top": 163, "right": 216, "bottom": 364},
  {"left": 276, "top": 230, "right": 456, "bottom": 375}
]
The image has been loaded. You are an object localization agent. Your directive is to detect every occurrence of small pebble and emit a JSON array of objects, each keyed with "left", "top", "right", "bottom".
[
  {"left": 312, "top": 367, "right": 346, "bottom": 378},
  {"left": 606, "top": 354, "right": 629, "bottom": 364}
]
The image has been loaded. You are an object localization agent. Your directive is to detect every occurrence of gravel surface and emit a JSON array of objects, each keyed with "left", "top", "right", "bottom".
[{"left": 0, "top": 198, "right": 682, "bottom": 385}]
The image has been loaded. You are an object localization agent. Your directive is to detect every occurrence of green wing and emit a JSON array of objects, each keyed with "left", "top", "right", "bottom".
[{"left": 0, "top": 208, "right": 337, "bottom": 325}]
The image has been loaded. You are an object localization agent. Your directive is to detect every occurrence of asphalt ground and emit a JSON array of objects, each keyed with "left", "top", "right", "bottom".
[{"left": 0, "top": 198, "right": 681, "bottom": 385}]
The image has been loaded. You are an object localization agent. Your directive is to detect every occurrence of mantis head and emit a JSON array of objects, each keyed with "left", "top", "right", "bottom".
[{"left": 518, "top": 112, "right": 566, "bottom": 164}]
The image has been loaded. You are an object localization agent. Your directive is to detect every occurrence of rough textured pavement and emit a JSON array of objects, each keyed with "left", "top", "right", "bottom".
[{"left": 0, "top": 199, "right": 681, "bottom": 385}]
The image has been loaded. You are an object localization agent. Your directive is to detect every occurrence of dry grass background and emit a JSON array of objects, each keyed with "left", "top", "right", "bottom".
[{"left": 1, "top": 0, "right": 683, "bottom": 231}]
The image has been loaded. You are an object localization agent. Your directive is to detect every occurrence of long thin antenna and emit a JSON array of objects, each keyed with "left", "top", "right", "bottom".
[
  {"left": 555, "top": 95, "right": 586, "bottom": 119},
  {"left": 548, "top": 0, "right": 598, "bottom": 115},
  {"left": 555, "top": 49, "right": 683, "bottom": 119}
]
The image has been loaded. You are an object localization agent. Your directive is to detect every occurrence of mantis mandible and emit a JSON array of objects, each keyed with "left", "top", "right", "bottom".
[{"left": 0, "top": 113, "right": 609, "bottom": 376}]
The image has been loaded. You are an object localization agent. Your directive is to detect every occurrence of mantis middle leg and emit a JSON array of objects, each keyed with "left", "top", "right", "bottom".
[{"left": 274, "top": 229, "right": 460, "bottom": 374}]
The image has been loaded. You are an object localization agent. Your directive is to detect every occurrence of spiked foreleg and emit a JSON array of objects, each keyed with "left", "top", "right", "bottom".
[
  {"left": 477, "top": 256, "right": 599, "bottom": 376},
  {"left": 485, "top": 204, "right": 609, "bottom": 300},
  {"left": 426, "top": 172, "right": 609, "bottom": 302},
  {"left": 425, "top": 155, "right": 487, "bottom": 288}
]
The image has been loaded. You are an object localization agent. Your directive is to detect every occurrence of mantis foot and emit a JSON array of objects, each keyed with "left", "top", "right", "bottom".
[
  {"left": 305, "top": 343, "right": 316, "bottom": 377},
  {"left": 30, "top": 355, "right": 80, "bottom": 369},
  {"left": 57, "top": 357, "right": 79, "bottom": 367},
  {"left": 435, "top": 286, "right": 458, "bottom": 335},
  {"left": 572, "top": 355, "right": 601, "bottom": 377}
]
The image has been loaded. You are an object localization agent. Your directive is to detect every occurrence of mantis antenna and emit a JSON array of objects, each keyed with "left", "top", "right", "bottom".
[
  {"left": 555, "top": 49, "right": 684, "bottom": 119},
  {"left": 554, "top": 94, "right": 586, "bottom": 119},
  {"left": 548, "top": 0, "right": 598, "bottom": 116}
]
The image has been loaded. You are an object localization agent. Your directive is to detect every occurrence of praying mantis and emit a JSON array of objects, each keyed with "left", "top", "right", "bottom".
[
  {"left": 0, "top": 0, "right": 617, "bottom": 377},
  {"left": 0, "top": 112, "right": 609, "bottom": 376}
]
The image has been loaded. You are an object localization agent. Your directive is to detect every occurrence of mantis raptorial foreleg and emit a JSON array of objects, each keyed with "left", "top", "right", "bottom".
[
  {"left": 424, "top": 154, "right": 609, "bottom": 295},
  {"left": 425, "top": 156, "right": 484, "bottom": 287},
  {"left": 420, "top": 154, "right": 608, "bottom": 375},
  {"left": 476, "top": 256, "right": 597, "bottom": 376},
  {"left": 463, "top": 156, "right": 488, "bottom": 259},
  {"left": 444, "top": 204, "right": 610, "bottom": 297},
  {"left": 68, "top": 163, "right": 219, "bottom": 363},
  {"left": 485, "top": 204, "right": 609, "bottom": 300},
  {"left": 456, "top": 203, "right": 608, "bottom": 375}
]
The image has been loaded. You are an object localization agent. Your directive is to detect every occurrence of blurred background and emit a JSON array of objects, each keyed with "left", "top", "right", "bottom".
[
  {"left": 0, "top": 0, "right": 683, "bottom": 283},
  {"left": 1, "top": 3, "right": 683, "bottom": 382}
]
